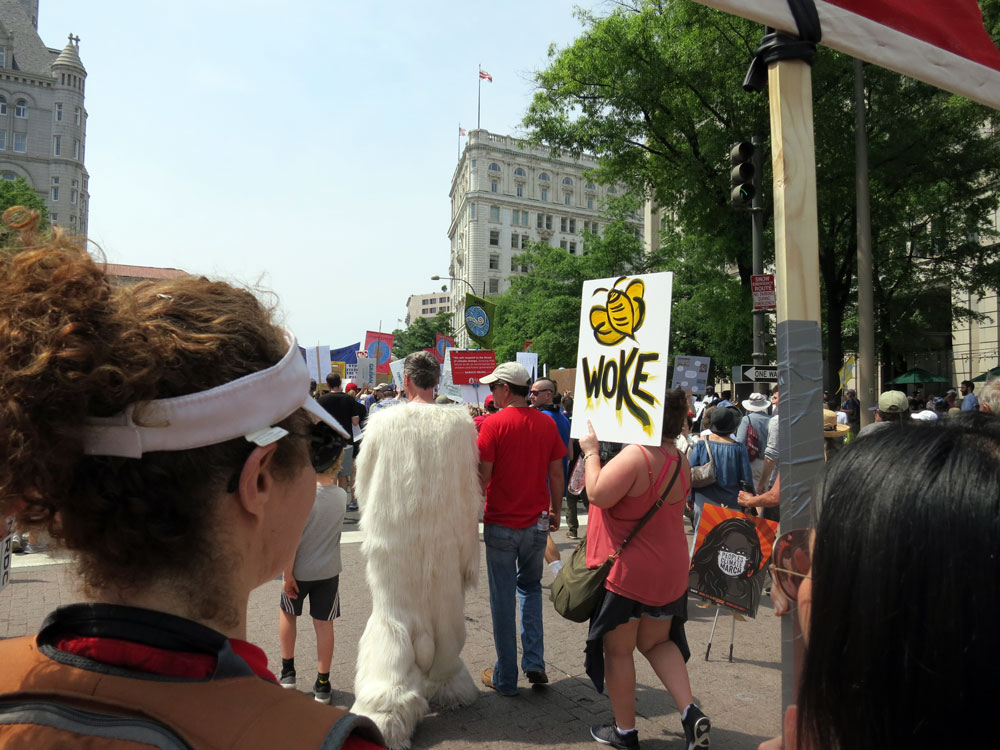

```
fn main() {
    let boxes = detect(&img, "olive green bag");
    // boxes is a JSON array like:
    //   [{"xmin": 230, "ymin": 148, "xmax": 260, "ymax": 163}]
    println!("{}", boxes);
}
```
[{"xmin": 550, "ymin": 459, "xmax": 682, "ymax": 623}]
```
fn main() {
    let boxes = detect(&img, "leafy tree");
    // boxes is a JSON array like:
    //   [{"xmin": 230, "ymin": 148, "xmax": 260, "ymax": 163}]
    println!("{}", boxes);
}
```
[
  {"xmin": 0, "ymin": 177, "xmax": 49, "ymax": 249},
  {"xmin": 390, "ymin": 310, "xmax": 454, "ymax": 359},
  {"xmin": 524, "ymin": 0, "xmax": 1000, "ymax": 387},
  {"xmin": 493, "ymin": 195, "xmax": 666, "ymax": 366}
]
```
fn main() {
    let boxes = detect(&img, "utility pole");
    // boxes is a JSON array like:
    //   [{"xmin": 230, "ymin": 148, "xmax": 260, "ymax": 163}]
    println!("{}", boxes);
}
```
[
  {"xmin": 855, "ymin": 59, "xmax": 875, "ymax": 426},
  {"xmin": 751, "ymin": 135, "xmax": 766, "ymax": 367}
]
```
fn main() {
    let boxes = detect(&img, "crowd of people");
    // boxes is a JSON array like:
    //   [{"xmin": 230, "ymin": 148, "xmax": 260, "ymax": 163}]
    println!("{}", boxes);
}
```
[{"xmin": 1, "ymin": 209, "xmax": 998, "ymax": 750}]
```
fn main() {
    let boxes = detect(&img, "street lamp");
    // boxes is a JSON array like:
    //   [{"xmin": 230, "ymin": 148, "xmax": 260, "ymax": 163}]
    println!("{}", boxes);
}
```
[{"xmin": 430, "ymin": 275, "xmax": 476, "ymax": 296}]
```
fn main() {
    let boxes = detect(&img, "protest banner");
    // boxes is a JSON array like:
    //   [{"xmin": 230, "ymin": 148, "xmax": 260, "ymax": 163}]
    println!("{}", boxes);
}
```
[
  {"xmin": 688, "ymin": 503, "xmax": 778, "ymax": 618},
  {"xmin": 434, "ymin": 334, "xmax": 454, "ymax": 364},
  {"xmin": 1, "ymin": 515, "xmax": 14, "ymax": 595},
  {"xmin": 364, "ymin": 331, "xmax": 394, "ymax": 374},
  {"xmin": 330, "ymin": 361, "xmax": 346, "ymax": 379},
  {"xmin": 570, "ymin": 272, "xmax": 673, "ymax": 446},
  {"xmin": 464, "ymin": 293, "xmax": 495, "ymax": 349},
  {"xmin": 330, "ymin": 342, "xmax": 360, "ymax": 366},
  {"xmin": 304, "ymin": 345, "xmax": 331, "ymax": 384},
  {"xmin": 388, "ymin": 358, "xmax": 406, "ymax": 389},
  {"xmin": 516, "ymin": 351, "xmax": 539, "ymax": 381},
  {"xmin": 450, "ymin": 350, "xmax": 496, "ymax": 385},
  {"xmin": 671, "ymin": 355, "xmax": 712, "ymax": 395},
  {"xmin": 355, "ymin": 356, "xmax": 376, "ymax": 388}
]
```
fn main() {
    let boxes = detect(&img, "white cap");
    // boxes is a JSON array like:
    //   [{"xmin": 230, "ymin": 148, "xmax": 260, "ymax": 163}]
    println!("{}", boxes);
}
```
[
  {"xmin": 81, "ymin": 331, "xmax": 348, "ymax": 458},
  {"xmin": 479, "ymin": 362, "xmax": 532, "ymax": 387}
]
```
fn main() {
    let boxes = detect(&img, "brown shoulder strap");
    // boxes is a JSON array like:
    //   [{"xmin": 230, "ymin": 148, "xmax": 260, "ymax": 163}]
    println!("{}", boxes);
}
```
[{"xmin": 0, "ymin": 636, "xmax": 381, "ymax": 750}]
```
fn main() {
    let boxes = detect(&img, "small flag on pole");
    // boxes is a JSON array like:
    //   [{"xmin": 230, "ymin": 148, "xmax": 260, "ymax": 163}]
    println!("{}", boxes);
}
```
[
  {"xmin": 479, "ymin": 69, "xmax": 493, "ymax": 82},
  {"xmin": 459, "ymin": 127, "xmax": 467, "ymax": 136}
]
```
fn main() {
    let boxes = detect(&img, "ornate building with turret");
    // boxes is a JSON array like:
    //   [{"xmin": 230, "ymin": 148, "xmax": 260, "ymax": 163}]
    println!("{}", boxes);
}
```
[{"xmin": 0, "ymin": 0, "xmax": 88, "ymax": 235}]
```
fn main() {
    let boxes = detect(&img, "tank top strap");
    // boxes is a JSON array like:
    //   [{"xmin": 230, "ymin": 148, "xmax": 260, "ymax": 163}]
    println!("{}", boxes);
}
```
[
  {"xmin": 638, "ymin": 445, "xmax": 655, "ymax": 485},
  {"xmin": 651, "ymin": 446, "xmax": 679, "ymax": 497}
]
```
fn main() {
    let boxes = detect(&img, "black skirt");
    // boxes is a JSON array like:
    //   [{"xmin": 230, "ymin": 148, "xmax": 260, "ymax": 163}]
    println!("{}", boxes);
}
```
[{"xmin": 584, "ymin": 588, "xmax": 691, "ymax": 693}]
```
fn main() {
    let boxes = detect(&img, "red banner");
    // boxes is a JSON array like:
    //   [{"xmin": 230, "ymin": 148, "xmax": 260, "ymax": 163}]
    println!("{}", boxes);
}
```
[
  {"xmin": 434, "ymin": 333, "xmax": 455, "ymax": 364},
  {"xmin": 364, "ymin": 331, "xmax": 394, "ymax": 373},
  {"xmin": 450, "ymin": 350, "xmax": 497, "ymax": 385}
]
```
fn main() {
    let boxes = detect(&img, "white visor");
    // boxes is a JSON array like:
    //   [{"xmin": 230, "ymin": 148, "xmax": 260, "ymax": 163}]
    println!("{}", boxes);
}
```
[{"xmin": 81, "ymin": 331, "xmax": 348, "ymax": 458}]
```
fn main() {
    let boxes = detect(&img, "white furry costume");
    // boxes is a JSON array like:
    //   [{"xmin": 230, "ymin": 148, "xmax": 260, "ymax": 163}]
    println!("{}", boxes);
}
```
[{"xmin": 350, "ymin": 402, "xmax": 482, "ymax": 750}]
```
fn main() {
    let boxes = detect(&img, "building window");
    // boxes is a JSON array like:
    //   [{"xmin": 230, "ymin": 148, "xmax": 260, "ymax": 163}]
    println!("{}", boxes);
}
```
[
  {"xmin": 489, "ymin": 254, "xmax": 500, "ymax": 269},
  {"xmin": 0, "ymin": 96, "xmax": 5, "ymax": 116},
  {"xmin": 564, "ymin": 193, "xmax": 571, "ymax": 206},
  {"xmin": 53, "ymin": 135, "xmax": 61, "ymax": 156},
  {"xmin": 489, "ymin": 278, "xmax": 499, "ymax": 294},
  {"xmin": 560, "ymin": 240, "xmax": 568, "ymax": 250},
  {"xmin": 540, "ymin": 188, "xmax": 548, "ymax": 202},
  {"xmin": 608, "ymin": 186, "xmax": 617, "ymax": 194},
  {"xmin": 511, "ymin": 258, "xmax": 518, "ymax": 272},
  {"xmin": 521, "ymin": 235, "xmax": 529, "ymax": 249},
  {"xmin": 583, "ymin": 221, "xmax": 591, "ymax": 233},
  {"xmin": 538, "ymin": 172, "xmax": 550, "ymax": 182},
  {"xmin": 55, "ymin": 103, "xmax": 63, "ymax": 121},
  {"xmin": 0, "ymin": 131, "xmax": 5, "ymax": 150},
  {"xmin": 569, "ymin": 241, "xmax": 577, "ymax": 254},
  {"xmin": 70, "ymin": 215, "xmax": 76, "ymax": 225},
  {"xmin": 50, "ymin": 212, "xmax": 57, "ymax": 222},
  {"xmin": 516, "ymin": 184, "xmax": 523, "ymax": 197},
  {"xmin": 51, "ymin": 186, "xmax": 59, "ymax": 201},
  {"xmin": 545, "ymin": 214, "xmax": 553, "ymax": 230},
  {"xmin": 0, "ymin": 46, "xmax": 5, "ymax": 69},
  {"xmin": 14, "ymin": 99, "xmax": 26, "ymax": 118},
  {"xmin": 514, "ymin": 167, "xmax": 526, "ymax": 177},
  {"xmin": 511, "ymin": 233, "xmax": 519, "ymax": 249},
  {"xmin": 536, "ymin": 213, "xmax": 543, "ymax": 229},
  {"xmin": 471, "ymin": 159, "xmax": 476, "ymax": 167},
  {"xmin": 587, "ymin": 197, "xmax": 594, "ymax": 210},
  {"xmin": 73, "ymin": 139, "xmax": 80, "ymax": 160},
  {"xmin": 491, "ymin": 179, "xmax": 498, "ymax": 193},
  {"xmin": 489, "ymin": 205, "xmax": 500, "ymax": 222},
  {"xmin": 586, "ymin": 182, "xmax": 595, "ymax": 190},
  {"xmin": 560, "ymin": 217, "xmax": 568, "ymax": 232},
  {"xmin": 488, "ymin": 162, "xmax": 501, "ymax": 172},
  {"xmin": 439, "ymin": 297, "xmax": 448, "ymax": 303},
  {"xmin": 70, "ymin": 189, "xmax": 77, "ymax": 204},
  {"xmin": 74, "ymin": 107, "xmax": 81, "ymax": 125},
  {"xmin": 562, "ymin": 177, "xmax": 573, "ymax": 186},
  {"xmin": 569, "ymin": 218, "xmax": 576, "ymax": 233},
  {"xmin": 13, "ymin": 133, "xmax": 25, "ymax": 153},
  {"xmin": 470, "ymin": 203, "xmax": 476, "ymax": 220},
  {"xmin": 489, "ymin": 230, "xmax": 500, "ymax": 246}
]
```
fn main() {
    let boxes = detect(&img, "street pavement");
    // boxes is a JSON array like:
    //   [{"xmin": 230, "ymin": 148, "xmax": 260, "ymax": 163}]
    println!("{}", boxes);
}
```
[{"xmin": 2, "ymin": 512, "xmax": 781, "ymax": 749}]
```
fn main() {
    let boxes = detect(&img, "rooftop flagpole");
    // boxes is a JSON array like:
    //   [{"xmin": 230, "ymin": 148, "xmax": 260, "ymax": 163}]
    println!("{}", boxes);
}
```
[{"xmin": 477, "ymin": 64, "xmax": 481, "ymax": 129}]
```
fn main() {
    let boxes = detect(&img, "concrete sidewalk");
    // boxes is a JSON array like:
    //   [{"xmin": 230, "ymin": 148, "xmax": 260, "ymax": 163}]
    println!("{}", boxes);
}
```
[{"xmin": 2, "ymin": 525, "xmax": 781, "ymax": 749}]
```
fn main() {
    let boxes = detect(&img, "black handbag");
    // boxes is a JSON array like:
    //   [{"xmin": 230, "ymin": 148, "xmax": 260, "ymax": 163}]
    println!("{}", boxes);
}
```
[{"xmin": 550, "ymin": 457, "xmax": 683, "ymax": 622}]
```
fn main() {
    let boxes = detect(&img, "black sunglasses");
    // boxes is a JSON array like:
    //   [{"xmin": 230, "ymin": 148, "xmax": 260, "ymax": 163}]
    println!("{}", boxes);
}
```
[{"xmin": 226, "ymin": 422, "xmax": 346, "ymax": 493}]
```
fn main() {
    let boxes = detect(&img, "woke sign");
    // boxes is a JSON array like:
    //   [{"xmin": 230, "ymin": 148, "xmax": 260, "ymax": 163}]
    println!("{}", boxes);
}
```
[{"xmin": 571, "ymin": 273, "xmax": 673, "ymax": 446}]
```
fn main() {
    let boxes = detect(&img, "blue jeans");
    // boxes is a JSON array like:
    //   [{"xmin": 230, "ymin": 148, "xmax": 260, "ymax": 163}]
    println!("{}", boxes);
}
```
[{"xmin": 483, "ymin": 523, "xmax": 547, "ymax": 695}]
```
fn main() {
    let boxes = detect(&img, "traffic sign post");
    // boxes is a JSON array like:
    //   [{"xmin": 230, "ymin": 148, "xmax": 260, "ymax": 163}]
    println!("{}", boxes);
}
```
[{"xmin": 738, "ymin": 364, "xmax": 777, "ymax": 382}]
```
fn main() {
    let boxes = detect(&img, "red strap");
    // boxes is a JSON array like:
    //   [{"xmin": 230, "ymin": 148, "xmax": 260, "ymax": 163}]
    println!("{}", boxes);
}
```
[{"xmin": 638, "ymin": 445, "xmax": 654, "ymax": 485}]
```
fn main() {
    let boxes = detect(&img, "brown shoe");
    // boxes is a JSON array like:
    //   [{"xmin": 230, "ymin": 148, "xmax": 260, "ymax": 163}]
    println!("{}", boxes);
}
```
[
  {"xmin": 525, "ymin": 670, "xmax": 548, "ymax": 685},
  {"xmin": 481, "ymin": 668, "xmax": 518, "ymax": 696}
]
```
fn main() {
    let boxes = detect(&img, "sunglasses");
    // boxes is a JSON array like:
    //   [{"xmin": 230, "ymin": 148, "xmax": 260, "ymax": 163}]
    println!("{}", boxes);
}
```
[
  {"xmin": 528, "ymin": 388, "xmax": 552, "ymax": 396},
  {"xmin": 226, "ymin": 422, "xmax": 346, "ymax": 493},
  {"xmin": 771, "ymin": 527, "xmax": 812, "ymax": 601}
]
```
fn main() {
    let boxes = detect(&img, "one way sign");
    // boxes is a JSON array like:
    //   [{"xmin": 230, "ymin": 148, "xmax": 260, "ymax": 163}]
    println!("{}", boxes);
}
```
[{"xmin": 739, "ymin": 365, "xmax": 777, "ymax": 382}]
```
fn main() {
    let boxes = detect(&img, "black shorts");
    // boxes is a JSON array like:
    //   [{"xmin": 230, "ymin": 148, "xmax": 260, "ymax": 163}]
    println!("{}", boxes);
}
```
[{"xmin": 279, "ymin": 576, "xmax": 341, "ymax": 620}]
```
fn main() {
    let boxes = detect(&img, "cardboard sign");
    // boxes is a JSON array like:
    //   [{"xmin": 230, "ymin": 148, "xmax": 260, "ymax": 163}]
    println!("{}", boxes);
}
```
[
  {"xmin": 671, "ymin": 355, "xmax": 711, "ymax": 395},
  {"xmin": 305, "ymin": 345, "xmax": 331, "ymax": 383},
  {"xmin": 571, "ymin": 273, "xmax": 673, "ymax": 445},
  {"xmin": 388, "ymin": 358, "xmax": 406, "ymax": 389},
  {"xmin": 1, "ymin": 515, "xmax": 14, "ymax": 595},
  {"xmin": 688, "ymin": 503, "xmax": 778, "ymax": 618},
  {"xmin": 355, "ymin": 356, "xmax": 376, "ymax": 388},
  {"xmin": 439, "ymin": 384, "xmax": 464, "ymax": 402},
  {"xmin": 330, "ymin": 361, "xmax": 346, "ymax": 379},
  {"xmin": 516, "ymin": 351, "xmax": 539, "ymax": 381},
  {"xmin": 751, "ymin": 274, "xmax": 776, "ymax": 310},
  {"xmin": 450, "ymin": 350, "xmax": 497, "ymax": 385}
]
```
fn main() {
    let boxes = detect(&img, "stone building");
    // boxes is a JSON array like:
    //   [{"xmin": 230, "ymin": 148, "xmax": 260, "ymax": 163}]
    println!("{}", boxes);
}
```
[
  {"xmin": 0, "ymin": 0, "xmax": 88, "ymax": 235},
  {"xmin": 405, "ymin": 290, "xmax": 451, "ymax": 326}
]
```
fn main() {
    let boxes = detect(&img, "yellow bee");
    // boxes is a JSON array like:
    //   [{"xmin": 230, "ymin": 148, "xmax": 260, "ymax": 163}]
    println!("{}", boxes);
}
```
[{"xmin": 589, "ymin": 276, "xmax": 646, "ymax": 345}]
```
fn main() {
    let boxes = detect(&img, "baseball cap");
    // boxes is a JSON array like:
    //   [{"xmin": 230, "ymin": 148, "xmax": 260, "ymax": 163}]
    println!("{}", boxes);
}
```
[
  {"xmin": 877, "ymin": 390, "xmax": 909, "ymax": 414},
  {"xmin": 933, "ymin": 397, "xmax": 948, "ymax": 411},
  {"xmin": 345, "ymin": 382, "xmax": 359, "ymax": 393},
  {"xmin": 484, "ymin": 394, "xmax": 495, "ymax": 407},
  {"xmin": 480, "ymin": 362, "xmax": 532, "ymax": 387},
  {"xmin": 375, "ymin": 383, "xmax": 393, "ymax": 393}
]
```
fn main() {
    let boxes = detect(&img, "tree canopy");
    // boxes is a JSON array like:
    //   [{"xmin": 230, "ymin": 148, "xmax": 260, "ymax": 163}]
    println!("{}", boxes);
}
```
[
  {"xmin": 0, "ymin": 177, "xmax": 48, "ymax": 250},
  {"xmin": 390, "ymin": 310, "xmax": 453, "ymax": 359},
  {"xmin": 523, "ymin": 0, "xmax": 1000, "ymax": 386}
]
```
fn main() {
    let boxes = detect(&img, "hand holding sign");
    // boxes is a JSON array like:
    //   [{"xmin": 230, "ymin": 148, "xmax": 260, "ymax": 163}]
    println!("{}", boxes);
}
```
[{"xmin": 579, "ymin": 419, "xmax": 599, "ymax": 457}]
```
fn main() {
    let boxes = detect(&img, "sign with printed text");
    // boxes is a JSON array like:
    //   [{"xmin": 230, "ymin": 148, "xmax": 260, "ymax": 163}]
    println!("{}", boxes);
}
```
[
  {"xmin": 689, "ymin": 503, "xmax": 778, "ymax": 618},
  {"xmin": 571, "ymin": 272, "xmax": 672, "ymax": 446},
  {"xmin": 751, "ymin": 274, "xmax": 776, "ymax": 310},
  {"xmin": 388, "ymin": 358, "xmax": 406, "ymax": 389},
  {"xmin": 355, "ymin": 356, "xmax": 376, "ymax": 387},
  {"xmin": 671, "ymin": 355, "xmax": 712, "ymax": 395},
  {"xmin": 739, "ymin": 365, "xmax": 778, "ymax": 383},
  {"xmin": 305, "ymin": 345, "xmax": 332, "ymax": 383},
  {"xmin": 450, "ymin": 349, "xmax": 497, "ymax": 385},
  {"xmin": 1, "ymin": 515, "xmax": 14, "ymax": 595}
]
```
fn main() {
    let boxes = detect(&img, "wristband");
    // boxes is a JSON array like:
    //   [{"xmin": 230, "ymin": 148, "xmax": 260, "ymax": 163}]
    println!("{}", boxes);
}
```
[{"xmin": 584, "ymin": 453, "xmax": 597, "ymax": 460}]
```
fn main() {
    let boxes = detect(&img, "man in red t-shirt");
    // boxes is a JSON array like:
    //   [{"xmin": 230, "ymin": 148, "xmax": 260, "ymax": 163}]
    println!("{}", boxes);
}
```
[{"xmin": 477, "ymin": 362, "xmax": 566, "ymax": 696}]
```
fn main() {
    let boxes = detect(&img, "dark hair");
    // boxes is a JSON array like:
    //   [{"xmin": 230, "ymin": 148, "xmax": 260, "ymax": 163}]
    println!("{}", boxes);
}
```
[
  {"xmin": 876, "ymin": 409, "xmax": 906, "ymax": 423},
  {"xmin": 661, "ymin": 388, "xmax": 688, "ymax": 439},
  {"xmin": 403, "ymin": 350, "xmax": 439, "ymax": 390},
  {"xmin": 326, "ymin": 372, "xmax": 341, "ymax": 389},
  {"xmin": 507, "ymin": 382, "xmax": 530, "ymax": 398},
  {"xmin": 799, "ymin": 412, "xmax": 1000, "ymax": 749},
  {"xmin": 689, "ymin": 517, "xmax": 764, "ymax": 607},
  {"xmin": 0, "ymin": 209, "xmax": 308, "ymax": 624},
  {"xmin": 961, "ymin": 379, "xmax": 974, "ymax": 391}
]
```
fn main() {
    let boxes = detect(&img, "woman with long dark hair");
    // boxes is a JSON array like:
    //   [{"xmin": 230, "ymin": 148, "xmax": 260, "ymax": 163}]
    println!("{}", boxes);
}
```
[{"xmin": 763, "ymin": 412, "xmax": 1000, "ymax": 749}]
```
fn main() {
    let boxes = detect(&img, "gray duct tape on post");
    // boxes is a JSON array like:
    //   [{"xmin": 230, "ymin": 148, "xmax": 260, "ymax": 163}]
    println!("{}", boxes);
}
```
[{"xmin": 776, "ymin": 319, "xmax": 825, "ymax": 528}]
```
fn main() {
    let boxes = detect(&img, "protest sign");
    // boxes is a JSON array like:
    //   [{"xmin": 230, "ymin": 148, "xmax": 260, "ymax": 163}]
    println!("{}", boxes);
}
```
[
  {"xmin": 434, "ymin": 334, "xmax": 454, "ymax": 364},
  {"xmin": 388, "ymin": 358, "xmax": 406, "ymax": 389},
  {"xmin": 364, "ymin": 331, "xmax": 394, "ymax": 374},
  {"xmin": 439, "ymin": 384, "xmax": 464, "ymax": 402},
  {"xmin": 464, "ymin": 293, "xmax": 496, "ymax": 349},
  {"xmin": 1, "ymin": 515, "xmax": 14, "ymax": 595},
  {"xmin": 571, "ymin": 272, "xmax": 672, "ymax": 446},
  {"xmin": 330, "ymin": 361, "xmax": 346, "ymax": 379},
  {"xmin": 355, "ymin": 356, "xmax": 376, "ymax": 388},
  {"xmin": 450, "ymin": 350, "xmax": 497, "ymax": 385},
  {"xmin": 304, "ymin": 345, "xmax": 331, "ymax": 384},
  {"xmin": 671, "ymin": 355, "xmax": 712, "ymax": 395},
  {"xmin": 516, "ymin": 351, "xmax": 539, "ymax": 381},
  {"xmin": 688, "ymin": 503, "xmax": 778, "ymax": 618}
]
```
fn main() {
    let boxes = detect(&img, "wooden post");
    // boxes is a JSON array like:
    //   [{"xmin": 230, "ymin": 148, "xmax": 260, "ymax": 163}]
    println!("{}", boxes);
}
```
[{"xmin": 767, "ymin": 58, "xmax": 825, "ymax": 715}]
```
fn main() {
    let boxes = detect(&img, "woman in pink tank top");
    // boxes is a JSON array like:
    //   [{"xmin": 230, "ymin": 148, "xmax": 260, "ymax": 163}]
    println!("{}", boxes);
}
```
[{"xmin": 577, "ymin": 389, "xmax": 710, "ymax": 750}]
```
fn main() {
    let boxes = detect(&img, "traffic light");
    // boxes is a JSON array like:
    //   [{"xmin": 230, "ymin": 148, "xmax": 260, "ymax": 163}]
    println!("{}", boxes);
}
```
[{"xmin": 730, "ymin": 141, "xmax": 755, "ymax": 208}]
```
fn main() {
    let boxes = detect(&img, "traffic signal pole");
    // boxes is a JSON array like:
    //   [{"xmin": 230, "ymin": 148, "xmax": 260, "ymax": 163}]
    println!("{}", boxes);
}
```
[{"xmin": 751, "ymin": 136, "xmax": 766, "ymax": 368}]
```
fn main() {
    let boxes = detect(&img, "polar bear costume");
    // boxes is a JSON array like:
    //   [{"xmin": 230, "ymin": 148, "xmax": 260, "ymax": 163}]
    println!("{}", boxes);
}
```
[{"xmin": 350, "ymin": 401, "xmax": 482, "ymax": 750}]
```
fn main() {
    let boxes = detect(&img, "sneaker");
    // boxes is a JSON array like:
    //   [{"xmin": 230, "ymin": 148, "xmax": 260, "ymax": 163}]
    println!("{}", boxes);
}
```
[
  {"xmin": 346, "ymin": 500, "xmax": 359, "ymax": 512},
  {"xmin": 313, "ymin": 676, "xmax": 332, "ymax": 704},
  {"xmin": 682, "ymin": 705, "xmax": 710, "ymax": 750},
  {"xmin": 525, "ymin": 670, "xmax": 548, "ymax": 685},
  {"xmin": 590, "ymin": 722, "xmax": 639, "ymax": 749},
  {"xmin": 279, "ymin": 669, "xmax": 296, "ymax": 689},
  {"xmin": 22, "ymin": 542, "xmax": 44, "ymax": 554},
  {"xmin": 11, "ymin": 534, "xmax": 23, "ymax": 554},
  {"xmin": 567, "ymin": 530, "xmax": 579, "ymax": 540}
]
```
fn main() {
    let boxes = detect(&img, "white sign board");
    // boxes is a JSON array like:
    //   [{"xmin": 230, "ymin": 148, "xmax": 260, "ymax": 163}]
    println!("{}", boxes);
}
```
[
  {"xmin": 305, "ymin": 346, "xmax": 331, "ymax": 384},
  {"xmin": 355, "ymin": 356, "xmax": 376, "ymax": 388},
  {"xmin": 516, "ymin": 352, "xmax": 539, "ymax": 381},
  {"xmin": 346, "ymin": 364, "xmax": 358, "ymax": 382},
  {"xmin": 571, "ymin": 272, "xmax": 673, "ymax": 446},
  {"xmin": 1, "ymin": 515, "xmax": 14, "ymax": 595},
  {"xmin": 388, "ymin": 358, "xmax": 406, "ymax": 389}
]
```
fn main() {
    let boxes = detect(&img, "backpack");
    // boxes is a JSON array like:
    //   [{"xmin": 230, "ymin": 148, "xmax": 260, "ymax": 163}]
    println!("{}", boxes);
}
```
[{"xmin": 745, "ymin": 417, "xmax": 761, "ymax": 461}]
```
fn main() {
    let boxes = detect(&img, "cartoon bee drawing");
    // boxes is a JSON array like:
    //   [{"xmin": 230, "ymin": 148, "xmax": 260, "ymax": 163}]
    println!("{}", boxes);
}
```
[{"xmin": 589, "ymin": 276, "xmax": 646, "ymax": 345}]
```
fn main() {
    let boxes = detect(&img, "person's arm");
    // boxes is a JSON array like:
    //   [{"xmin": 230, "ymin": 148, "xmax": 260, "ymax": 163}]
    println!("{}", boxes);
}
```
[
  {"xmin": 547, "ymin": 459, "xmax": 563, "ymax": 530},
  {"xmin": 281, "ymin": 561, "xmax": 298, "ymax": 599},
  {"xmin": 578, "ymin": 421, "xmax": 641, "ymax": 509},
  {"xmin": 740, "ymin": 474, "xmax": 780, "ymax": 509},
  {"xmin": 478, "ymin": 460, "xmax": 493, "ymax": 492},
  {"xmin": 735, "ymin": 415, "xmax": 749, "ymax": 446},
  {"xmin": 757, "ymin": 460, "xmax": 775, "ymax": 495}
]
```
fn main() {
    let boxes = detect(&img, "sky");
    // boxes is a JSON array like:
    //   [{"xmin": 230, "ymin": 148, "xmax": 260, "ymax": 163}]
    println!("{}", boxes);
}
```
[{"xmin": 36, "ymin": 0, "xmax": 602, "ymax": 348}]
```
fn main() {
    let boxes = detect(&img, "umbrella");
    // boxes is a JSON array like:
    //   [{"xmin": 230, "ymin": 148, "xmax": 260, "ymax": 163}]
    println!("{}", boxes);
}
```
[
  {"xmin": 886, "ymin": 368, "xmax": 950, "ymax": 385},
  {"xmin": 971, "ymin": 366, "xmax": 1000, "ymax": 383}
]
